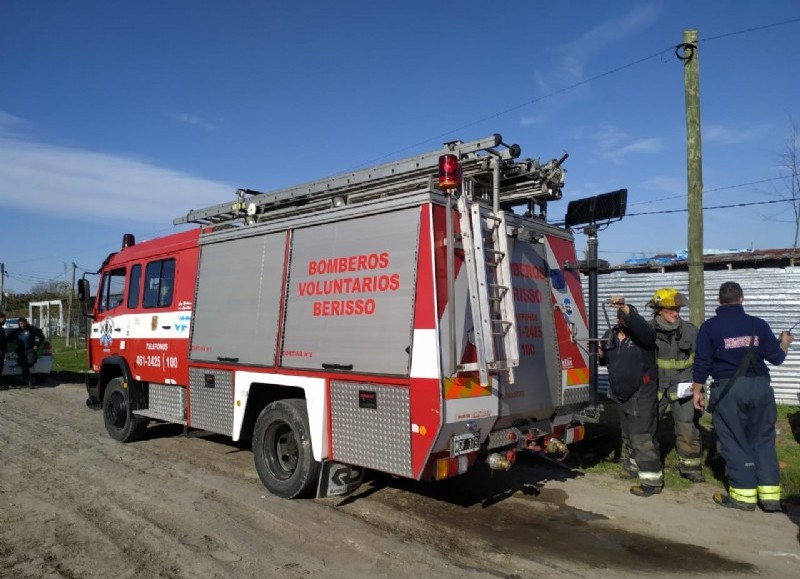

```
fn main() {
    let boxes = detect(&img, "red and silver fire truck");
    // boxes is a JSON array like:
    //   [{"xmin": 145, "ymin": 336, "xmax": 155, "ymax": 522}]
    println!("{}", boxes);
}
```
[{"xmin": 79, "ymin": 134, "xmax": 592, "ymax": 498}]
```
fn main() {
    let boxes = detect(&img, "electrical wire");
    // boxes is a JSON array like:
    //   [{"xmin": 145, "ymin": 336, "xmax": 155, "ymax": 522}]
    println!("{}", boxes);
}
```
[
  {"xmin": 353, "ymin": 17, "xmax": 800, "ymax": 169},
  {"xmin": 628, "ymin": 175, "xmax": 793, "ymax": 206},
  {"xmin": 627, "ymin": 197, "xmax": 790, "ymax": 217}
]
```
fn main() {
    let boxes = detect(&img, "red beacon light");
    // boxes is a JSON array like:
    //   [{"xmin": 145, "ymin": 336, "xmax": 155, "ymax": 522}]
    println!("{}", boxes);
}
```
[
  {"xmin": 122, "ymin": 233, "xmax": 136, "ymax": 249},
  {"xmin": 438, "ymin": 154, "xmax": 461, "ymax": 192}
]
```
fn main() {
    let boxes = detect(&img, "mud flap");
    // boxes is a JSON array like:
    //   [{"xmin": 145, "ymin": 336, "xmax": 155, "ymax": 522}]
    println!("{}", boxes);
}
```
[{"xmin": 316, "ymin": 461, "xmax": 365, "ymax": 498}]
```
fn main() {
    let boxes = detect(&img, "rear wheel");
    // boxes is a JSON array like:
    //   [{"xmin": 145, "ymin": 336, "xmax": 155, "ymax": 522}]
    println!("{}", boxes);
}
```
[
  {"xmin": 103, "ymin": 377, "xmax": 148, "ymax": 442},
  {"xmin": 253, "ymin": 399, "xmax": 320, "ymax": 498}
]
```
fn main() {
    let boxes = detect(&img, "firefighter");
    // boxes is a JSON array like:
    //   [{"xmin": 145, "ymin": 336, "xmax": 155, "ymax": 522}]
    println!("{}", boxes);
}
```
[
  {"xmin": 646, "ymin": 288, "xmax": 704, "ymax": 483},
  {"xmin": 692, "ymin": 281, "xmax": 793, "ymax": 512},
  {"xmin": 0, "ymin": 311, "xmax": 7, "ymax": 379},
  {"xmin": 600, "ymin": 296, "xmax": 663, "ymax": 497},
  {"xmin": 7, "ymin": 317, "xmax": 45, "ymax": 388}
]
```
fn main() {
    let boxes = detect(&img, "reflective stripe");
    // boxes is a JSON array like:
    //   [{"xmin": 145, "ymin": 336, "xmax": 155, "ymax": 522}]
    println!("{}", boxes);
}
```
[
  {"xmin": 757, "ymin": 485, "xmax": 781, "ymax": 501},
  {"xmin": 638, "ymin": 470, "xmax": 664, "ymax": 484},
  {"xmin": 678, "ymin": 457, "xmax": 703, "ymax": 467},
  {"xmin": 729, "ymin": 487, "xmax": 757, "ymax": 504},
  {"xmin": 656, "ymin": 353, "xmax": 695, "ymax": 370}
]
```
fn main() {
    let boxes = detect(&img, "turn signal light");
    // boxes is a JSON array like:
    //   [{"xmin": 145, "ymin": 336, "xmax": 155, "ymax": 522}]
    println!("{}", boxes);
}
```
[{"xmin": 438, "ymin": 154, "xmax": 461, "ymax": 191}]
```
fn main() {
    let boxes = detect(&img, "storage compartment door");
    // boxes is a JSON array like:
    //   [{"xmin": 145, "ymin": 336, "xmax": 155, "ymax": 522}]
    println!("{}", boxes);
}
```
[
  {"xmin": 282, "ymin": 208, "xmax": 419, "ymax": 376},
  {"xmin": 190, "ymin": 233, "xmax": 285, "ymax": 365}
]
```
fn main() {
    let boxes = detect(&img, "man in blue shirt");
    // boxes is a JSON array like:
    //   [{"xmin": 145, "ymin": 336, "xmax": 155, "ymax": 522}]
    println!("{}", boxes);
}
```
[{"xmin": 692, "ymin": 281, "xmax": 793, "ymax": 512}]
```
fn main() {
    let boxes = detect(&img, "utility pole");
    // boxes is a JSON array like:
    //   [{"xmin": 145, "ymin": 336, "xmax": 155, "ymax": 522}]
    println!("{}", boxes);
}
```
[
  {"xmin": 0, "ymin": 262, "xmax": 4, "ymax": 312},
  {"xmin": 683, "ymin": 29, "xmax": 705, "ymax": 326},
  {"xmin": 66, "ymin": 262, "xmax": 76, "ymax": 347}
]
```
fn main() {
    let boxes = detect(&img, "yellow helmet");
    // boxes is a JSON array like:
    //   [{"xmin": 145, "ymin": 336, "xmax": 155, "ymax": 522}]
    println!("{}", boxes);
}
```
[{"xmin": 646, "ymin": 287, "xmax": 688, "ymax": 310}]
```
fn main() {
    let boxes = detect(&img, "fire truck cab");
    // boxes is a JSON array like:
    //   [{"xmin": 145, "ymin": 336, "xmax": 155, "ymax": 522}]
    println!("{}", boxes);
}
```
[{"xmin": 79, "ymin": 134, "xmax": 593, "ymax": 498}]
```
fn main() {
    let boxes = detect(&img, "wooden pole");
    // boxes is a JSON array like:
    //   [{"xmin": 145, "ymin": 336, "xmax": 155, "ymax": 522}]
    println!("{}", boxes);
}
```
[
  {"xmin": 684, "ymin": 29, "xmax": 705, "ymax": 326},
  {"xmin": 66, "ymin": 263, "xmax": 76, "ymax": 347}
]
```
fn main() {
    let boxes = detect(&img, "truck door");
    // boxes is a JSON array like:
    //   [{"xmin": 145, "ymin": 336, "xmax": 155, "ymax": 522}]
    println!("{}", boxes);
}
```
[{"xmin": 92, "ymin": 266, "xmax": 130, "ymax": 365}]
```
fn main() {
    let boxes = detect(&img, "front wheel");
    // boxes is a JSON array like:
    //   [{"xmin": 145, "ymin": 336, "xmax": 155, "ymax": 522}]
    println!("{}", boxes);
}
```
[
  {"xmin": 103, "ymin": 377, "xmax": 148, "ymax": 442},
  {"xmin": 253, "ymin": 399, "xmax": 320, "ymax": 498}
]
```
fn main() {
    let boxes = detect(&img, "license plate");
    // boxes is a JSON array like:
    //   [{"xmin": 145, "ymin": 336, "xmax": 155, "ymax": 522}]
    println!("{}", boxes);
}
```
[{"xmin": 451, "ymin": 432, "xmax": 480, "ymax": 456}]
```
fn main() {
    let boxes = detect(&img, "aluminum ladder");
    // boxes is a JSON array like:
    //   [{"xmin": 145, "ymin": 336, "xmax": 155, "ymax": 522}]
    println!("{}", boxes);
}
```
[{"xmin": 456, "ymin": 195, "xmax": 519, "ymax": 386}]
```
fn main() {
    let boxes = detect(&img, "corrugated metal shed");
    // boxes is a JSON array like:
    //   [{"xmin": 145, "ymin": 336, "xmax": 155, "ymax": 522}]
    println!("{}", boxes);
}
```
[{"xmin": 583, "ymin": 268, "xmax": 800, "ymax": 406}]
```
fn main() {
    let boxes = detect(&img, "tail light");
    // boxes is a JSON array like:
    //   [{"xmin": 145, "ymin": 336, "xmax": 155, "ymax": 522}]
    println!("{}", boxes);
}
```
[
  {"xmin": 438, "ymin": 154, "xmax": 461, "ymax": 191},
  {"xmin": 43, "ymin": 341, "xmax": 52, "ymax": 356}
]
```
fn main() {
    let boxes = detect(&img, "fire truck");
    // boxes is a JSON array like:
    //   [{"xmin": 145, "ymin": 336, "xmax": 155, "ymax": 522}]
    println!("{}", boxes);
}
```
[{"xmin": 78, "ymin": 134, "xmax": 594, "ymax": 498}]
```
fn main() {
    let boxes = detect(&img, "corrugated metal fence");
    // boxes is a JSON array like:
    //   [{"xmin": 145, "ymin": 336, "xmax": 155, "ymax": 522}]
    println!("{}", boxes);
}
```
[{"xmin": 582, "ymin": 268, "xmax": 800, "ymax": 406}]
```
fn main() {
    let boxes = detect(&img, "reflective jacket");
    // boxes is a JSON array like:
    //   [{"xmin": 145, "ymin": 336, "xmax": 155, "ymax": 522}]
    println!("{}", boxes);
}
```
[{"xmin": 651, "ymin": 317, "xmax": 697, "ymax": 399}]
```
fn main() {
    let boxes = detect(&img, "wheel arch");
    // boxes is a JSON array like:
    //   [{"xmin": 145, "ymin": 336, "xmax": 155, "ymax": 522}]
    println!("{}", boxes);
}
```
[
  {"xmin": 233, "ymin": 371, "xmax": 327, "ymax": 461},
  {"xmin": 98, "ymin": 356, "xmax": 146, "ymax": 411}
]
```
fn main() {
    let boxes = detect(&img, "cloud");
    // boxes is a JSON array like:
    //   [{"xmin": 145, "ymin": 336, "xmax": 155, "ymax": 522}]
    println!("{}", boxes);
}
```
[
  {"xmin": 0, "ymin": 110, "xmax": 26, "ymax": 135},
  {"xmin": 536, "ymin": 3, "xmax": 662, "ymax": 92},
  {"xmin": 592, "ymin": 124, "xmax": 664, "ymax": 161},
  {"xmin": 520, "ymin": 114, "xmax": 544, "ymax": 127},
  {"xmin": 704, "ymin": 123, "xmax": 766, "ymax": 145},
  {"xmin": 175, "ymin": 112, "xmax": 219, "ymax": 131},
  {"xmin": 0, "ymin": 132, "xmax": 233, "ymax": 224}
]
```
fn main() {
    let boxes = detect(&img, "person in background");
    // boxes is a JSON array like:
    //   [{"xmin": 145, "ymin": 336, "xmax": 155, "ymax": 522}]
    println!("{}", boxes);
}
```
[
  {"xmin": 0, "ymin": 312, "xmax": 7, "ymax": 379},
  {"xmin": 647, "ymin": 288, "xmax": 704, "ymax": 483},
  {"xmin": 599, "ymin": 295, "xmax": 663, "ymax": 497},
  {"xmin": 693, "ymin": 281, "xmax": 793, "ymax": 512},
  {"xmin": 7, "ymin": 317, "xmax": 45, "ymax": 388}
]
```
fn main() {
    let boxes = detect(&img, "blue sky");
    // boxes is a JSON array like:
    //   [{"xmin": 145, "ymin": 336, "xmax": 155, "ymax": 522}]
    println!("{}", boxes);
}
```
[{"xmin": 1, "ymin": 1, "xmax": 799, "ymax": 293}]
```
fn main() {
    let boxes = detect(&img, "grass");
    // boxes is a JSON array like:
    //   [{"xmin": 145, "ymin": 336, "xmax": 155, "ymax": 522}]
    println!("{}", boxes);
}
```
[
  {"xmin": 569, "ymin": 396, "xmax": 800, "ymax": 504},
  {"xmin": 49, "ymin": 335, "xmax": 89, "ymax": 373}
]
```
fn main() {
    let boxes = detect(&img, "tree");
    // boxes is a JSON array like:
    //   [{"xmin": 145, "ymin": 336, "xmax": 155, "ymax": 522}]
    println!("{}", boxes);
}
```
[{"xmin": 778, "ymin": 116, "xmax": 800, "ymax": 266}]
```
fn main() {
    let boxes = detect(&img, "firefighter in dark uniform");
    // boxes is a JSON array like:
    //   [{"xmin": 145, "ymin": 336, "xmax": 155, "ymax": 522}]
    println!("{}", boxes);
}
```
[
  {"xmin": 0, "ymin": 312, "xmax": 7, "ymax": 379},
  {"xmin": 692, "ymin": 281, "xmax": 793, "ymax": 512},
  {"xmin": 647, "ymin": 288, "xmax": 704, "ymax": 483},
  {"xmin": 600, "ymin": 295, "xmax": 663, "ymax": 497},
  {"xmin": 7, "ymin": 317, "xmax": 45, "ymax": 388}
]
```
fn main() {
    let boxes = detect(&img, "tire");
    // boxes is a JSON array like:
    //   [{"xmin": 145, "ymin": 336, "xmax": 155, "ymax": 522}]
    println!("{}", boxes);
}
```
[
  {"xmin": 102, "ymin": 377, "xmax": 148, "ymax": 442},
  {"xmin": 253, "ymin": 399, "xmax": 320, "ymax": 498}
]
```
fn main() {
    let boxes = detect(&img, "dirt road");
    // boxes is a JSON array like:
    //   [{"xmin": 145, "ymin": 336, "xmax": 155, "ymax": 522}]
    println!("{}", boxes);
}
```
[{"xmin": 1, "ymin": 380, "xmax": 799, "ymax": 578}]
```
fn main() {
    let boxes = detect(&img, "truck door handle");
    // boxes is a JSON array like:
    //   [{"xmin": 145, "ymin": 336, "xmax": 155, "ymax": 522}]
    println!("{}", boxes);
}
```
[
  {"xmin": 321, "ymin": 363, "xmax": 354, "ymax": 371},
  {"xmin": 161, "ymin": 325, "xmax": 171, "ymax": 329},
  {"xmin": 114, "ymin": 328, "xmax": 122, "ymax": 332},
  {"xmin": 217, "ymin": 356, "xmax": 239, "ymax": 363}
]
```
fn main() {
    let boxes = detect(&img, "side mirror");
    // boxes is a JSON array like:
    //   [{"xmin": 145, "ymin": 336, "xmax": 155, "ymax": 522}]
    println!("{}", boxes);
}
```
[
  {"xmin": 77, "ymin": 279, "xmax": 95, "ymax": 320},
  {"xmin": 77, "ymin": 279, "xmax": 90, "ymax": 302}
]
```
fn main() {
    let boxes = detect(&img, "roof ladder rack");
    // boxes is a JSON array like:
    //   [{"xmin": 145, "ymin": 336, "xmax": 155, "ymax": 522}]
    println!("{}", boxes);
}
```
[{"xmin": 174, "ymin": 134, "xmax": 512, "ymax": 226}]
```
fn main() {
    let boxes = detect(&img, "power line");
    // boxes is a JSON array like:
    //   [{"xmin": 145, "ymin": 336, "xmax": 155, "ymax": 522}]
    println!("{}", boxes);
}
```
[
  {"xmin": 627, "ymin": 197, "xmax": 789, "ymax": 217},
  {"xmin": 697, "ymin": 16, "xmax": 800, "ymax": 44},
  {"xmin": 355, "ymin": 17, "xmax": 800, "ymax": 169},
  {"xmin": 628, "ymin": 175, "xmax": 793, "ymax": 206}
]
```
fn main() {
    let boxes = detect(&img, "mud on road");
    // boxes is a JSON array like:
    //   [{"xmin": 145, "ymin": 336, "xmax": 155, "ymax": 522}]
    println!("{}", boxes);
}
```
[{"xmin": 1, "ymin": 381, "xmax": 799, "ymax": 578}]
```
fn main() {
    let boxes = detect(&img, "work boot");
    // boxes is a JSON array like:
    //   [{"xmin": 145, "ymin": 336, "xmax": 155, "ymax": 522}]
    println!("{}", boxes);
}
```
[
  {"xmin": 630, "ymin": 484, "xmax": 662, "ymax": 497},
  {"xmin": 681, "ymin": 470, "xmax": 705, "ymax": 483},
  {"xmin": 712, "ymin": 492, "xmax": 755, "ymax": 511},
  {"xmin": 759, "ymin": 500, "xmax": 784, "ymax": 513},
  {"xmin": 618, "ymin": 467, "xmax": 639, "ymax": 480}
]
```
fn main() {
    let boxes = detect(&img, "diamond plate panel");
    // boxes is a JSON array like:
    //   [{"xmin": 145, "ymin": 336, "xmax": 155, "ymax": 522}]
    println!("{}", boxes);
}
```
[
  {"xmin": 330, "ymin": 381, "xmax": 412, "ymax": 477},
  {"xmin": 189, "ymin": 367, "xmax": 234, "ymax": 435},
  {"xmin": 563, "ymin": 385, "xmax": 590, "ymax": 406},
  {"xmin": 136, "ymin": 383, "xmax": 186, "ymax": 424}
]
